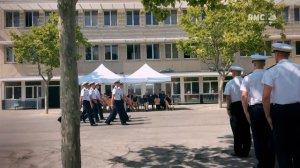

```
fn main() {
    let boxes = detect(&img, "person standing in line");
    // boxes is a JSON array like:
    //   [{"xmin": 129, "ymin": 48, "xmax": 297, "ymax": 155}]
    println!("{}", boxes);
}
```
[
  {"xmin": 80, "ymin": 81, "xmax": 97, "ymax": 126},
  {"xmin": 95, "ymin": 83, "xmax": 105, "ymax": 120},
  {"xmin": 262, "ymin": 43, "xmax": 300, "ymax": 168},
  {"xmin": 89, "ymin": 82, "xmax": 101, "ymax": 123},
  {"xmin": 241, "ymin": 54, "xmax": 275, "ymax": 168},
  {"xmin": 224, "ymin": 66, "xmax": 251, "ymax": 157},
  {"xmin": 105, "ymin": 80, "xmax": 128, "ymax": 125}
]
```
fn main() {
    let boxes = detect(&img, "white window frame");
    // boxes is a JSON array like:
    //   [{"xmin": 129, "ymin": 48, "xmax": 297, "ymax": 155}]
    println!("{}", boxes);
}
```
[
  {"xmin": 165, "ymin": 43, "xmax": 178, "ymax": 59},
  {"xmin": 146, "ymin": 44, "xmax": 160, "ymax": 60},
  {"xmin": 164, "ymin": 10, "xmax": 177, "ymax": 25},
  {"xmin": 105, "ymin": 45, "xmax": 119, "ymax": 61},
  {"xmin": 25, "ymin": 11, "xmax": 39, "ymax": 27},
  {"xmin": 84, "ymin": 10, "xmax": 98, "ymax": 27},
  {"xmin": 5, "ymin": 11, "xmax": 19, "ymax": 27},
  {"xmin": 203, "ymin": 77, "xmax": 218, "ymax": 94},
  {"xmin": 126, "ymin": 10, "xmax": 140, "ymax": 26},
  {"xmin": 145, "ymin": 12, "xmax": 158, "ymax": 25},
  {"xmin": 5, "ymin": 47, "xmax": 16, "ymax": 64},
  {"xmin": 104, "ymin": 11, "xmax": 117, "ymax": 26},
  {"xmin": 85, "ymin": 45, "xmax": 99, "ymax": 61},
  {"xmin": 5, "ymin": 86, "xmax": 21, "ymax": 100},
  {"xmin": 127, "ymin": 44, "xmax": 141, "ymax": 60}
]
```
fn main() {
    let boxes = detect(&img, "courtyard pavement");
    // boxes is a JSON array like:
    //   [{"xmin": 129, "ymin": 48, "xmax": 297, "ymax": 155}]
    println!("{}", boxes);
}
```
[{"xmin": 0, "ymin": 104, "xmax": 256, "ymax": 168}]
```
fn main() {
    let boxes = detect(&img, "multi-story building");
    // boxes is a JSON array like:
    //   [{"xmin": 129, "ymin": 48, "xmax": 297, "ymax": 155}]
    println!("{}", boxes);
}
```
[{"xmin": 0, "ymin": 0, "xmax": 299, "ymax": 109}]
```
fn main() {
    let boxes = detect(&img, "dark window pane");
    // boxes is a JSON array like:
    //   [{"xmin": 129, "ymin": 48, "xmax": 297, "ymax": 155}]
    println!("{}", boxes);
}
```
[
  {"xmin": 153, "ymin": 15, "xmax": 158, "ymax": 25},
  {"xmin": 184, "ymin": 52, "xmax": 191, "ymax": 58},
  {"xmin": 153, "ymin": 44, "xmax": 159, "ymax": 59},
  {"xmin": 111, "ymin": 11, "xmax": 117, "ymax": 26},
  {"xmin": 147, "ymin": 45, "xmax": 152, "ymax": 59},
  {"xmin": 127, "ymin": 44, "xmax": 133, "ymax": 59},
  {"xmin": 5, "ymin": 87, "xmax": 13, "ymax": 99},
  {"xmin": 165, "ymin": 44, "xmax": 171, "ymax": 58},
  {"xmin": 171, "ymin": 10, "xmax": 177, "ymax": 24},
  {"xmin": 85, "ymin": 47, "xmax": 91, "ymax": 60},
  {"xmin": 296, "ymin": 41, "xmax": 300, "ymax": 55},
  {"xmin": 192, "ymin": 82, "xmax": 199, "ymax": 94},
  {"xmin": 172, "ymin": 44, "xmax": 178, "ymax": 58},
  {"xmin": 26, "ymin": 87, "xmax": 33, "ymax": 98},
  {"xmin": 295, "ymin": 8, "xmax": 300, "ymax": 21},
  {"xmin": 26, "ymin": 12, "xmax": 32, "ymax": 27},
  {"xmin": 6, "ymin": 12, "xmax": 12, "ymax": 27},
  {"xmin": 165, "ymin": 15, "xmax": 171, "ymax": 24},
  {"xmin": 104, "ymin": 11, "xmax": 110, "ymax": 25},
  {"xmin": 135, "ymin": 45, "xmax": 141, "ymax": 59},
  {"xmin": 85, "ymin": 11, "xmax": 91, "ymax": 26},
  {"xmin": 14, "ymin": 87, "xmax": 21, "ymax": 99},
  {"xmin": 92, "ymin": 11, "xmax": 98, "ymax": 26},
  {"xmin": 134, "ymin": 11, "xmax": 140, "ymax": 25},
  {"xmin": 112, "ymin": 45, "xmax": 118, "ymax": 60},
  {"xmin": 14, "ymin": 12, "xmax": 20, "ymax": 26},
  {"xmin": 33, "ymin": 12, "xmax": 39, "ymax": 26},
  {"xmin": 93, "ymin": 46, "xmax": 99, "ymax": 60},
  {"xmin": 127, "ymin": 11, "xmax": 133, "ymax": 25},
  {"xmin": 203, "ymin": 83, "xmax": 210, "ymax": 93},
  {"xmin": 146, "ymin": 12, "xmax": 152, "ymax": 25},
  {"xmin": 105, "ymin": 46, "xmax": 111, "ymax": 60},
  {"xmin": 284, "ymin": 7, "xmax": 289, "ymax": 22}
]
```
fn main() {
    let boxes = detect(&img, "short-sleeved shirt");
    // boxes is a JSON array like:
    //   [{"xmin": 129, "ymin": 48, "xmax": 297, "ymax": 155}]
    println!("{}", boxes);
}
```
[
  {"xmin": 89, "ymin": 88, "xmax": 97, "ymax": 100},
  {"xmin": 224, "ymin": 76, "xmax": 243, "ymax": 103},
  {"xmin": 240, "ymin": 69, "xmax": 265, "ymax": 105},
  {"xmin": 112, "ymin": 86, "xmax": 122, "ymax": 100},
  {"xmin": 262, "ymin": 59, "xmax": 300, "ymax": 104},
  {"xmin": 80, "ymin": 87, "xmax": 90, "ymax": 101},
  {"xmin": 94, "ymin": 89, "xmax": 101, "ymax": 99}
]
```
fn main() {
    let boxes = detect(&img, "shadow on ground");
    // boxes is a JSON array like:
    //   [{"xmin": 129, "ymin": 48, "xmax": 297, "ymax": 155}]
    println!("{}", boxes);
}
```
[{"xmin": 109, "ymin": 144, "xmax": 256, "ymax": 168}]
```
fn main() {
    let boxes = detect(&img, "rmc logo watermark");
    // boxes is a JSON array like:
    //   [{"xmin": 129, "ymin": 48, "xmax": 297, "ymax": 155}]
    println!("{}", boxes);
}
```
[{"xmin": 248, "ymin": 14, "xmax": 277, "ymax": 23}]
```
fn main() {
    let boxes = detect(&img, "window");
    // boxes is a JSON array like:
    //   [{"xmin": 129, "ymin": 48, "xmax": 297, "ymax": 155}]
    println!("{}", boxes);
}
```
[
  {"xmin": 26, "ymin": 81, "xmax": 41, "ymax": 98},
  {"xmin": 146, "ymin": 44, "xmax": 160, "ymax": 59},
  {"xmin": 184, "ymin": 77, "xmax": 199, "ymax": 102},
  {"xmin": 104, "ymin": 11, "xmax": 117, "ymax": 26},
  {"xmin": 5, "ymin": 82, "xmax": 21, "ymax": 99},
  {"xmin": 25, "ymin": 11, "xmax": 39, "ymax": 27},
  {"xmin": 5, "ymin": 47, "xmax": 16, "ymax": 63},
  {"xmin": 127, "ymin": 10, "xmax": 140, "ymax": 25},
  {"xmin": 5, "ymin": 11, "xmax": 19, "ymax": 27},
  {"xmin": 84, "ymin": 11, "xmax": 98, "ymax": 27},
  {"xmin": 105, "ymin": 45, "xmax": 118, "ymax": 60},
  {"xmin": 203, "ymin": 77, "xmax": 218, "ymax": 94},
  {"xmin": 127, "ymin": 84, "xmax": 142, "ymax": 97},
  {"xmin": 85, "ymin": 45, "xmax": 99, "ymax": 61},
  {"xmin": 295, "ymin": 7, "xmax": 300, "ymax": 21},
  {"xmin": 164, "ymin": 10, "xmax": 177, "ymax": 25},
  {"xmin": 145, "ymin": 12, "xmax": 158, "ymax": 25},
  {"xmin": 283, "ymin": 7, "xmax": 289, "ymax": 22},
  {"xmin": 184, "ymin": 52, "xmax": 192, "ymax": 59},
  {"xmin": 296, "ymin": 41, "xmax": 300, "ymax": 56},
  {"xmin": 127, "ymin": 44, "xmax": 141, "ymax": 60},
  {"xmin": 265, "ymin": 41, "xmax": 272, "ymax": 56},
  {"xmin": 165, "ymin": 43, "xmax": 178, "ymax": 59}
]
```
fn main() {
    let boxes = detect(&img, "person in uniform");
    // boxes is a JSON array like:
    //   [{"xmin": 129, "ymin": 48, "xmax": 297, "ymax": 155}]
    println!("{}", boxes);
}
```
[
  {"xmin": 95, "ymin": 83, "xmax": 105, "ymax": 120},
  {"xmin": 89, "ymin": 82, "xmax": 100, "ymax": 123},
  {"xmin": 105, "ymin": 80, "xmax": 128, "ymax": 125},
  {"xmin": 80, "ymin": 81, "xmax": 97, "ymax": 126},
  {"xmin": 240, "ymin": 54, "xmax": 275, "ymax": 168},
  {"xmin": 262, "ymin": 43, "xmax": 300, "ymax": 168},
  {"xmin": 224, "ymin": 66, "xmax": 251, "ymax": 157}
]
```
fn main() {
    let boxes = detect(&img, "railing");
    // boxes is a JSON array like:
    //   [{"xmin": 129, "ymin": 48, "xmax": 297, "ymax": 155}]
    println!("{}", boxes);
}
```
[{"xmin": 2, "ymin": 99, "xmax": 44, "ymax": 110}]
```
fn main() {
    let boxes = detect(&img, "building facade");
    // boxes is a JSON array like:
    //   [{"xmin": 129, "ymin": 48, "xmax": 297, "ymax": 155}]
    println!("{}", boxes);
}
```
[{"xmin": 0, "ymin": 0, "xmax": 299, "ymax": 109}]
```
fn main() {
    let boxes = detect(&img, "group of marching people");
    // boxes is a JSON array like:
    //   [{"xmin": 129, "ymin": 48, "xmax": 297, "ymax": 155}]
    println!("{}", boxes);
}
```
[{"xmin": 224, "ymin": 43, "xmax": 300, "ymax": 168}]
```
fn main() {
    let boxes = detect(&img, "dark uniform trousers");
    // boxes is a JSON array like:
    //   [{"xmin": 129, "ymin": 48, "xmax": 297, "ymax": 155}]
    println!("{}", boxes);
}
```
[
  {"xmin": 96, "ymin": 100, "xmax": 104, "ymax": 120},
  {"xmin": 81, "ymin": 100, "xmax": 95, "ymax": 125},
  {"xmin": 249, "ymin": 104, "xmax": 275, "ymax": 168},
  {"xmin": 105, "ymin": 100, "xmax": 127, "ymax": 124},
  {"xmin": 230, "ymin": 101, "xmax": 252, "ymax": 157},
  {"xmin": 271, "ymin": 102, "xmax": 300, "ymax": 168},
  {"xmin": 92, "ymin": 100, "xmax": 100, "ymax": 122},
  {"xmin": 110, "ymin": 100, "xmax": 129, "ymax": 122}
]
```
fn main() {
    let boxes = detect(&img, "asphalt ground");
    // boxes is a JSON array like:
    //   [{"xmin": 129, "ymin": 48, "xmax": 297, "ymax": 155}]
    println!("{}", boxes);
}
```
[{"xmin": 0, "ymin": 104, "xmax": 256, "ymax": 168}]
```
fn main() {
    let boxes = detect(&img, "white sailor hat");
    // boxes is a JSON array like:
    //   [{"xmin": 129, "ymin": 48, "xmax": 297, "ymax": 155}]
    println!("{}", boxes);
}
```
[
  {"xmin": 81, "ymin": 81, "xmax": 88, "ymax": 86},
  {"xmin": 230, "ymin": 65, "xmax": 243, "ymax": 71},
  {"xmin": 272, "ymin": 43, "xmax": 292, "ymax": 53},
  {"xmin": 88, "ymin": 82, "xmax": 95, "ymax": 85},
  {"xmin": 114, "ymin": 80, "xmax": 121, "ymax": 84},
  {"xmin": 250, "ymin": 54, "xmax": 270, "ymax": 62}
]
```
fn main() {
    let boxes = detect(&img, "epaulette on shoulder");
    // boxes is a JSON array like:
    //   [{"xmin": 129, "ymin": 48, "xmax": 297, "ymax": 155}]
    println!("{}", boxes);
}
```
[{"xmin": 266, "ymin": 64, "xmax": 277, "ymax": 70}]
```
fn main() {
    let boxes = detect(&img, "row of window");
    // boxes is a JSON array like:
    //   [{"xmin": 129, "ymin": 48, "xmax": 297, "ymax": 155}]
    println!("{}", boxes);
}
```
[
  {"xmin": 5, "ymin": 10, "xmax": 178, "ymax": 28},
  {"xmin": 5, "ymin": 43, "xmax": 192, "ymax": 63}
]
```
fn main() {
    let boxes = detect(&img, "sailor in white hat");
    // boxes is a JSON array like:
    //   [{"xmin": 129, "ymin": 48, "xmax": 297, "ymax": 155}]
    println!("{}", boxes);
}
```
[
  {"xmin": 80, "ymin": 81, "xmax": 97, "ymax": 126},
  {"xmin": 240, "ymin": 54, "xmax": 275, "ymax": 167},
  {"xmin": 262, "ymin": 43, "xmax": 300, "ymax": 167},
  {"xmin": 224, "ymin": 65, "xmax": 251, "ymax": 157}
]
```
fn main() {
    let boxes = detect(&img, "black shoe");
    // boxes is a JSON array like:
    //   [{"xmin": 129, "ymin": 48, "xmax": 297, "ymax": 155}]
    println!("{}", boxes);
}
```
[
  {"xmin": 105, "ymin": 122, "xmax": 111, "ymax": 125},
  {"xmin": 121, "ymin": 123, "xmax": 129, "ymax": 125},
  {"xmin": 91, "ymin": 123, "xmax": 98, "ymax": 126}
]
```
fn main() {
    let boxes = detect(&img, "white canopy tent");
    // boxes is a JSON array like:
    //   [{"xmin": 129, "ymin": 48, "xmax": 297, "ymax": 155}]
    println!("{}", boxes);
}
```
[
  {"xmin": 78, "ymin": 64, "xmax": 123, "ymax": 84},
  {"xmin": 125, "ymin": 63, "xmax": 171, "ymax": 83}
]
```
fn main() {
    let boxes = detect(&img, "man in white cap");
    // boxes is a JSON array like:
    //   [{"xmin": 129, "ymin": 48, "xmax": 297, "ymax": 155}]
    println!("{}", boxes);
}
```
[
  {"xmin": 262, "ymin": 43, "xmax": 300, "ymax": 167},
  {"xmin": 80, "ymin": 81, "xmax": 97, "ymax": 126},
  {"xmin": 241, "ymin": 54, "xmax": 274, "ymax": 168},
  {"xmin": 224, "ymin": 65, "xmax": 251, "ymax": 157}
]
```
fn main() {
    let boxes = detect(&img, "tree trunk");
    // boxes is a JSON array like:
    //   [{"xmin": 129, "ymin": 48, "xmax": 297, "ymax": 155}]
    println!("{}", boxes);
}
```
[
  {"xmin": 44, "ymin": 83, "xmax": 49, "ymax": 114},
  {"xmin": 218, "ymin": 75, "xmax": 225, "ymax": 108},
  {"xmin": 58, "ymin": 0, "xmax": 81, "ymax": 168}
]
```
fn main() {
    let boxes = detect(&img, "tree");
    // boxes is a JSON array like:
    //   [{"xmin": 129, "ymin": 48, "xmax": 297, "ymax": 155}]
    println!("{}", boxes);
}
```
[
  {"xmin": 11, "ymin": 13, "xmax": 90, "ymax": 114},
  {"xmin": 142, "ymin": 0, "xmax": 285, "ymax": 107},
  {"xmin": 57, "ymin": 0, "xmax": 81, "ymax": 167}
]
